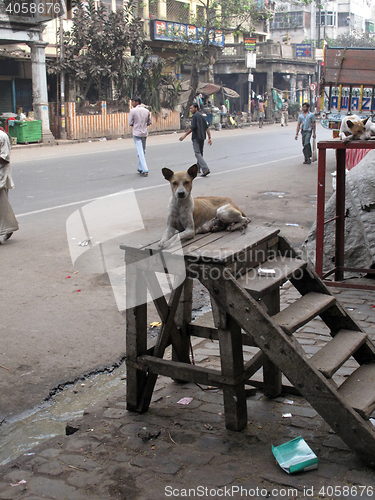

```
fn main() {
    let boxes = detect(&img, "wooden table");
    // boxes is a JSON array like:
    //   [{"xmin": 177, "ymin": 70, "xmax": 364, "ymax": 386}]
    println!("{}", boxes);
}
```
[{"xmin": 120, "ymin": 226, "xmax": 282, "ymax": 431}]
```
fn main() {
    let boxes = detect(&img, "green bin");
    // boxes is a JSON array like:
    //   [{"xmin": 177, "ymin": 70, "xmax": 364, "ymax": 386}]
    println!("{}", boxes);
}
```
[{"xmin": 9, "ymin": 120, "xmax": 42, "ymax": 144}]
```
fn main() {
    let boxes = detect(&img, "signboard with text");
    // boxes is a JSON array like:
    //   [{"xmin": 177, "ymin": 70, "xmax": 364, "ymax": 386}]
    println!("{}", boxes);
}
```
[
  {"xmin": 246, "ymin": 52, "xmax": 256, "ymax": 69},
  {"xmin": 244, "ymin": 37, "xmax": 256, "ymax": 51},
  {"xmin": 296, "ymin": 44, "xmax": 312, "ymax": 58}
]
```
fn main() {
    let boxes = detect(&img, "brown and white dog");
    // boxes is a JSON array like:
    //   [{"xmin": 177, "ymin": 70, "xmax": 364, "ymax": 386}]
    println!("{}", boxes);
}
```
[
  {"xmin": 339, "ymin": 115, "xmax": 369, "ymax": 142},
  {"xmin": 159, "ymin": 164, "xmax": 251, "ymax": 248}
]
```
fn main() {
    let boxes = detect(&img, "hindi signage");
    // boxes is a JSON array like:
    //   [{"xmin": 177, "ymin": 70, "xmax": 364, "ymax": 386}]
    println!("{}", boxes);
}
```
[
  {"xmin": 296, "ymin": 44, "xmax": 312, "ymax": 58},
  {"xmin": 244, "ymin": 37, "xmax": 256, "ymax": 51}
]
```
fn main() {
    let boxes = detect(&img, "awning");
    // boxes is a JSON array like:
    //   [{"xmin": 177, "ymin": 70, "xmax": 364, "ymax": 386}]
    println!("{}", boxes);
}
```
[
  {"xmin": 223, "ymin": 87, "xmax": 240, "ymax": 98},
  {"xmin": 178, "ymin": 80, "xmax": 239, "ymax": 105}
]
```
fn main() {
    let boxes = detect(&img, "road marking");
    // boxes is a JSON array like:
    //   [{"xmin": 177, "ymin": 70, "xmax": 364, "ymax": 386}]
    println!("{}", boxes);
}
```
[{"xmin": 16, "ymin": 154, "xmax": 301, "ymax": 218}]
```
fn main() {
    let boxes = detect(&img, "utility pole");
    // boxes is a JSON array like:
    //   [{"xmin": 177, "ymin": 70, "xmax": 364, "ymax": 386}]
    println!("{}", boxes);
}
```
[
  {"xmin": 248, "ymin": 69, "xmax": 252, "ymax": 122},
  {"xmin": 318, "ymin": 6, "xmax": 321, "ymax": 48},
  {"xmin": 59, "ymin": 14, "xmax": 67, "ymax": 139}
]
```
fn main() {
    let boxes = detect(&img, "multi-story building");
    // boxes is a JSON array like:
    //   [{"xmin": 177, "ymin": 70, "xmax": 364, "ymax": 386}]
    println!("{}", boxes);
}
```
[{"xmin": 270, "ymin": 0, "xmax": 374, "ymax": 45}]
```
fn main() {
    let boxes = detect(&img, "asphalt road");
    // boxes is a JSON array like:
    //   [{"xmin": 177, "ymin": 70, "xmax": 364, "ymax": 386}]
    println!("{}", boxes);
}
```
[{"xmin": 0, "ymin": 122, "xmax": 336, "ymax": 420}]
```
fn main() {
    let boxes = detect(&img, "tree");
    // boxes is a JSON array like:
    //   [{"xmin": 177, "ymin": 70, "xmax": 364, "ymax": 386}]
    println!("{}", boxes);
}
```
[
  {"xmin": 48, "ymin": 0, "xmax": 145, "ymax": 102},
  {"xmin": 161, "ymin": 0, "xmax": 269, "ymax": 118},
  {"xmin": 48, "ymin": 0, "xmax": 181, "ymax": 112},
  {"xmin": 326, "ymin": 32, "xmax": 375, "ymax": 48}
]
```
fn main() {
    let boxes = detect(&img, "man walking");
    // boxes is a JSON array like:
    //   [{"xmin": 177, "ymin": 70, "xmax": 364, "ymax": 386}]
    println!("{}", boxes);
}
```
[
  {"xmin": 295, "ymin": 102, "xmax": 316, "ymax": 164},
  {"xmin": 280, "ymin": 99, "xmax": 288, "ymax": 127},
  {"xmin": 179, "ymin": 103, "xmax": 212, "ymax": 177},
  {"xmin": 129, "ymin": 96, "xmax": 151, "ymax": 177},
  {"xmin": 0, "ymin": 127, "xmax": 19, "ymax": 243}
]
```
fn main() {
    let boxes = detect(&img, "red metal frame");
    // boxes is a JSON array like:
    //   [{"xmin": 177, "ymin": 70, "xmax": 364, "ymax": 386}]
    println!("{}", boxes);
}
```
[{"xmin": 316, "ymin": 140, "xmax": 375, "ymax": 289}]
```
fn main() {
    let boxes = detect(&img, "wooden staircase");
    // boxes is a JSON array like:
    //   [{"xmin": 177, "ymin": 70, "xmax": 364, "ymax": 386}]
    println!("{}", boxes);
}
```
[{"xmin": 192, "ymin": 235, "xmax": 375, "ymax": 466}]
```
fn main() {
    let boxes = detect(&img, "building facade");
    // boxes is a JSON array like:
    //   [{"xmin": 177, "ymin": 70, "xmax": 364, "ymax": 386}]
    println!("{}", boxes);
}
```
[{"xmin": 270, "ymin": 0, "xmax": 374, "ymax": 45}]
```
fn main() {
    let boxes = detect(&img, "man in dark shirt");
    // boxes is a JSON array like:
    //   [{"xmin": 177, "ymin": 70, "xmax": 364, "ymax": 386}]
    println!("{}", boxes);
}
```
[{"xmin": 179, "ymin": 103, "xmax": 212, "ymax": 177}]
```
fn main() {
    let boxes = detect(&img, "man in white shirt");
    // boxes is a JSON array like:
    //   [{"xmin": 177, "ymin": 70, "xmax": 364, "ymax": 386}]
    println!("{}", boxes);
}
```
[{"xmin": 129, "ymin": 96, "xmax": 152, "ymax": 177}]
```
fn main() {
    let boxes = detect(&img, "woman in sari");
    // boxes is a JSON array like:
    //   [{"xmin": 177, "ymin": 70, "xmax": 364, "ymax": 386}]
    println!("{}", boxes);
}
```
[{"xmin": 0, "ymin": 127, "xmax": 19, "ymax": 243}]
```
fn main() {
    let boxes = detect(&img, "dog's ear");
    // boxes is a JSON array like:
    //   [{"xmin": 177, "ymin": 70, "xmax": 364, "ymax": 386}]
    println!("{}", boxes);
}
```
[
  {"xmin": 187, "ymin": 164, "xmax": 198, "ymax": 179},
  {"xmin": 162, "ymin": 168, "xmax": 174, "ymax": 181},
  {"xmin": 346, "ymin": 120, "xmax": 354, "ymax": 129},
  {"xmin": 363, "ymin": 117, "xmax": 370, "ymax": 126}
]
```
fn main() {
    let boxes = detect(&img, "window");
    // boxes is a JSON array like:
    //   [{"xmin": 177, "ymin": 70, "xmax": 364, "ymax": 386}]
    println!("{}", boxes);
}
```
[
  {"xmin": 166, "ymin": 0, "xmax": 190, "ymax": 23},
  {"xmin": 149, "ymin": 0, "xmax": 158, "ymax": 19},
  {"xmin": 272, "ymin": 11, "xmax": 304, "ymax": 29},
  {"xmin": 316, "ymin": 10, "xmax": 336, "ymax": 27},
  {"xmin": 326, "ymin": 11, "xmax": 336, "ymax": 26},
  {"xmin": 338, "ymin": 12, "xmax": 350, "ymax": 27}
]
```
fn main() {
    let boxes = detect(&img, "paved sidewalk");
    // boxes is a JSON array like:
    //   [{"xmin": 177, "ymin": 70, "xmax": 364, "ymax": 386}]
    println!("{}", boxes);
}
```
[{"xmin": 1, "ymin": 283, "xmax": 375, "ymax": 500}]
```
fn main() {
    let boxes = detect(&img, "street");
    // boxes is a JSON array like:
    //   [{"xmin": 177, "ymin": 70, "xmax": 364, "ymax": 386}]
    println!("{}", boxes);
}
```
[{"xmin": 0, "ymin": 122, "xmax": 335, "ymax": 420}]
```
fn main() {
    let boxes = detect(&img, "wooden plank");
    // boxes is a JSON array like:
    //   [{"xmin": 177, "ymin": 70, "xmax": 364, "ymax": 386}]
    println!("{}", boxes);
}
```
[
  {"xmin": 244, "ymin": 351, "xmax": 265, "ymax": 380},
  {"xmin": 317, "ymin": 141, "xmax": 375, "ymax": 150},
  {"xmin": 197, "ymin": 267, "xmax": 375, "ymax": 466},
  {"xmin": 272, "ymin": 292, "xmax": 336, "ymax": 336},
  {"xmin": 325, "ymin": 69, "xmax": 375, "ymax": 86},
  {"xmin": 212, "ymin": 297, "xmax": 248, "ymax": 431},
  {"xmin": 338, "ymin": 364, "xmax": 375, "ymax": 419},
  {"xmin": 125, "ymin": 252, "xmax": 148, "ymax": 412},
  {"xmin": 136, "ymin": 283, "xmax": 184, "ymax": 413},
  {"xmin": 290, "ymin": 266, "xmax": 375, "ymax": 363},
  {"xmin": 173, "ymin": 277, "xmax": 193, "ymax": 366},
  {"xmin": 311, "ymin": 330, "xmax": 367, "ymax": 378},
  {"xmin": 143, "ymin": 271, "xmax": 189, "ymax": 363},
  {"xmin": 120, "ymin": 227, "xmax": 165, "ymax": 251},
  {"xmin": 188, "ymin": 311, "xmax": 258, "ymax": 345},
  {"xmin": 145, "ymin": 231, "xmax": 225, "ymax": 254},
  {"xmin": 185, "ymin": 227, "xmax": 280, "ymax": 263},
  {"xmin": 135, "ymin": 355, "xmax": 225, "ymax": 386},
  {"xmin": 261, "ymin": 288, "xmax": 282, "ymax": 398},
  {"xmin": 237, "ymin": 256, "xmax": 306, "ymax": 299}
]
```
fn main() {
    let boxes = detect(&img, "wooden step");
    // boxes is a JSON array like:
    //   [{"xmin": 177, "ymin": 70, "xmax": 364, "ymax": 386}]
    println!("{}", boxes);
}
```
[
  {"xmin": 272, "ymin": 292, "xmax": 336, "ymax": 336},
  {"xmin": 310, "ymin": 330, "xmax": 367, "ymax": 378},
  {"xmin": 188, "ymin": 311, "xmax": 257, "ymax": 346},
  {"xmin": 237, "ymin": 256, "xmax": 307, "ymax": 299},
  {"xmin": 338, "ymin": 363, "xmax": 375, "ymax": 419}
]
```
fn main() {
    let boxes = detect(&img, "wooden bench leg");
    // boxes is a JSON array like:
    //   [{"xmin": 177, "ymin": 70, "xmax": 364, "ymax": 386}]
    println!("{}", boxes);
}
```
[
  {"xmin": 212, "ymin": 298, "xmax": 247, "ymax": 431},
  {"xmin": 125, "ymin": 253, "xmax": 148, "ymax": 412},
  {"xmin": 173, "ymin": 277, "xmax": 193, "ymax": 365},
  {"xmin": 136, "ymin": 282, "xmax": 184, "ymax": 413},
  {"xmin": 262, "ymin": 289, "xmax": 282, "ymax": 398}
]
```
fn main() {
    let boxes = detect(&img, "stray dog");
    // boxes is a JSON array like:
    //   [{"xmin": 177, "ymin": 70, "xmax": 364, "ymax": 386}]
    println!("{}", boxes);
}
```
[
  {"xmin": 365, "ymin": 117, "xmax": 375, "ymax": 139},
  {"xmin": 159, "ymin": 164, "xmax": 251, "ymax": 248},
  {"xmin": 339, "ymin": 115, "xmax": 369, "ymax": 142}
]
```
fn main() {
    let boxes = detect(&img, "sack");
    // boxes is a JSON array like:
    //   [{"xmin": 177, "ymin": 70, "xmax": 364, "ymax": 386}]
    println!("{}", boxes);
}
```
[{"xmin": 311, "ymin": 138, "xmax": 317, "ymax": 162}]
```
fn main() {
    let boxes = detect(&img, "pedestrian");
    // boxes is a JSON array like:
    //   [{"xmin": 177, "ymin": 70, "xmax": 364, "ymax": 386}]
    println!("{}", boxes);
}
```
[
  {"xmin": 251, "ymin": 98, "xmax": 255, "ymax": 121},
  {"xmin": 258, "ymin": 100, "xmax": 265, "ymax": 128},
  {"xmin": 179, "ymin": 103, "xmax": 212, "ymax": 177},
  {"xmin": 194, "ymin": 93, "xmax": 203, "ymax": 111},
  {"xmin": 220, "ymin": 102, "xmax": 227, "ymax": 124},
  {"xmin": 129, "ymin": 96, "xmax": 151, "ymax": 177},
  {"xmin": 280, "ymin": 98, "xmax": 288, "ymax": 127},
  {"xmin": 0, "ymin": 127, "xmax": 19, "ymax": 243},
  {"xmin": 295, "ymin": 102, "xmax": 316, "ymax": 164},
  {"xmin": 225, "ymin": 98, "xmax": 230, "ymax": 113}
]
